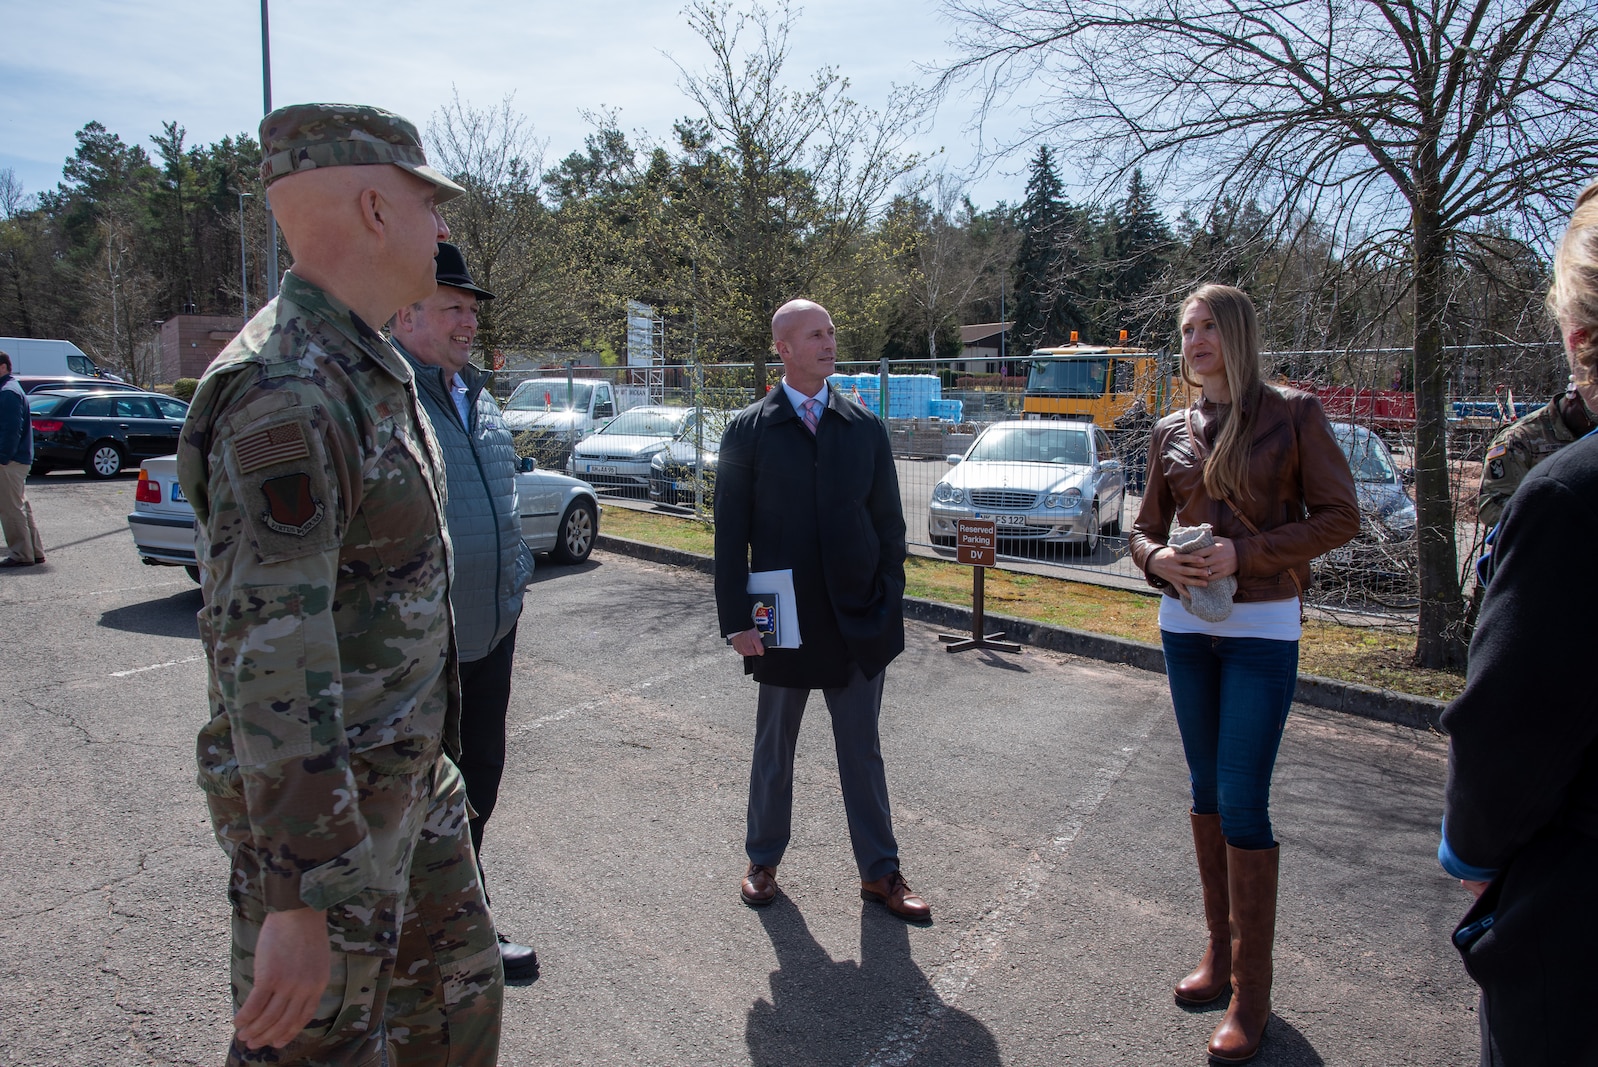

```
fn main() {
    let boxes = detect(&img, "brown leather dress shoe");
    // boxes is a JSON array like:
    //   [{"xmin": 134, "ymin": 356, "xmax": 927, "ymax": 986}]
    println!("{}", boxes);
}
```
[
  {"xmin": 741, "ymin": 863, "xmax": 777, "ymax": 906},
  {"xmin": 860, "ymin": 870, "xmax": 932, "ymax": 922}
]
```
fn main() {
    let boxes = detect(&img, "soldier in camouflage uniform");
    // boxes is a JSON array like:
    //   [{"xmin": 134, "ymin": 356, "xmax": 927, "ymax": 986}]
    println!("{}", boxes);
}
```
[
  {"xmin": 1477, "ymin": 384, "xmax": 1596, "ymax": 528},
  {"xmin": 178, "ymin": 103, "xmax": 502, "ymax": 1066}
]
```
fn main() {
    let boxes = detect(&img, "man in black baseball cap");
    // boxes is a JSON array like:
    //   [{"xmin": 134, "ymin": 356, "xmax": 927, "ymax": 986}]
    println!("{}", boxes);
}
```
[{"xmin": 390, "ymin": 245, "xmax": 542, "ymax": 982}]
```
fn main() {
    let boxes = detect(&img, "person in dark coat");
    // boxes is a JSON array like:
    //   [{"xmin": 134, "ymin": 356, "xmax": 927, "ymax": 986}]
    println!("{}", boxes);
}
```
[
  {"xmin": 0, "ymin": 349, "xmax": 44, "ymax": 567},
  {"xmin": 713, "ymin": 298, "xmax": 931, "ymax": 922},
  {"xmin": 1440, "ymin": 178, "xmax": 1598, "ymax": 1066}
]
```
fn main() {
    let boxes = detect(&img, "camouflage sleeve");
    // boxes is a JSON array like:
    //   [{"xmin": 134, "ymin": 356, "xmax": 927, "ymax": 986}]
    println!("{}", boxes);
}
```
[
  {"xmin": 1476, "ymin": 439, "xmax": 1530, "ymax": 530},
  {"xmin": 190, "ymin": 380, "xmax": 375, "ymax": 914}
]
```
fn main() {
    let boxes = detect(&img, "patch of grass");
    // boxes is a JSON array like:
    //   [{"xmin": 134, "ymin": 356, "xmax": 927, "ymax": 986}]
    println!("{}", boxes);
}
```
[
  {"xmin": 601, "ymin": 505, "xmax": 715, "ymax": 554},
  {"xmin": 599, "ymin": 506, "xmax": 1464, "ymax": 701}
]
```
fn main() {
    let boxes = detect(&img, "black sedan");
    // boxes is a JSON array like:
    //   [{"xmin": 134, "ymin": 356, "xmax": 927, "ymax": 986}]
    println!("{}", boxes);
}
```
[
  {"xmin": 648, "ymin": 412, "xmax": 733, "ymax": 506},
  {"xmin": 28, "ymin": 389, "xmax": 189, "ymax": 478}
]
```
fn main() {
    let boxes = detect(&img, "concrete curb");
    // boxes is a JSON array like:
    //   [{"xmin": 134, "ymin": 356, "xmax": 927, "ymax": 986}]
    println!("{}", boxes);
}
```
[{"xmin": 593, "ymin": 533, "xmax": 1448, "ymax": 733}]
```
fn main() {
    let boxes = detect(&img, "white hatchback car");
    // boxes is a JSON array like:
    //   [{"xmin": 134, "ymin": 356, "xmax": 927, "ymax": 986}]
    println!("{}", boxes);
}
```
[{"xmin": 566, "ymin": 405, "xmax": 695, "ymax": 495}]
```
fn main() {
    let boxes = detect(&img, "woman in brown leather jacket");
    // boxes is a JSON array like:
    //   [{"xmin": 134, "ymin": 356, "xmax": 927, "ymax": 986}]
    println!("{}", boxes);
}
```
[{"xmin": 1130, "ymin": 284, "xmax": 1359, "ymax": 1063}]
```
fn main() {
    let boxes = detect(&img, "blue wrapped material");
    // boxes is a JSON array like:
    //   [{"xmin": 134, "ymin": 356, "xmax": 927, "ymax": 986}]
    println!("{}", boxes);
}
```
[{"xmin": 829, "ymin": 372, "xmax": 946, "ymax": 418}]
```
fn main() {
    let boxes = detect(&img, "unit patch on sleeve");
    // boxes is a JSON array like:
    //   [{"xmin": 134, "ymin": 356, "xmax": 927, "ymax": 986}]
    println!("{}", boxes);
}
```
[
  {"xmin": 236, "ymin": 422, "xmax": 311, "ymax": 474},
  {"xmin": 260, "ymin": 473, "xmax": 326, "ymax": 536}
]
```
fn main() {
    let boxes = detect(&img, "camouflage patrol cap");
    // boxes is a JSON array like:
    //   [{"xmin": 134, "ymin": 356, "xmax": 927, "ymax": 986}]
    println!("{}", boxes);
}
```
[{"xmin": 259, "ymin": 103, "xmax": 465, "ymax": 203}]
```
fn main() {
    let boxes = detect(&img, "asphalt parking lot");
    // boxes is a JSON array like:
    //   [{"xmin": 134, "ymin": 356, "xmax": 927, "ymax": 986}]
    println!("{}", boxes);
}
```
[{"xmin": 0, "ymin": 473, "xmax": 1477, "ymax": 1066}]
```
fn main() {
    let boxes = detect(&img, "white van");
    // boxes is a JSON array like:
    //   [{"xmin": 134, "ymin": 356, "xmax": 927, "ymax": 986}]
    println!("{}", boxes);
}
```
[{"xmin": 0, "ymin": 337, "xmax": 120, "ymax": 380}]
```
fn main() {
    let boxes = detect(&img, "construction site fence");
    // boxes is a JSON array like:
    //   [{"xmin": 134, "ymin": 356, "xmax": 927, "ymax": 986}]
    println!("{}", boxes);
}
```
[{"xmin": 498, "ymin": 355, "xmax": 1514, "ymax": 626}]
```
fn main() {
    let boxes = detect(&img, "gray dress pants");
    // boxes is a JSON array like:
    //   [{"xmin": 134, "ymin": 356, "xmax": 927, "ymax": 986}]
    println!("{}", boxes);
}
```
[{"xmin": 745, "ymin": 664, "xmax": 900, "ymax": 881}]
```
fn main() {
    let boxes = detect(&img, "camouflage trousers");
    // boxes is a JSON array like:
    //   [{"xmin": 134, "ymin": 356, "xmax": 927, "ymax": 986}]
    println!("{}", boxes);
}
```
[{"xmin": 223, "ymin": 754, "xmax": 503, "ymax": 1066}]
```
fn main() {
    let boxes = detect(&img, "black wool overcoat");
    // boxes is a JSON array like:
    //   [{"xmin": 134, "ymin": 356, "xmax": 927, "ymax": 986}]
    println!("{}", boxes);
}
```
[{"xmin": 713, "ymin": 386, "xmax": 907, "ymax": 690}]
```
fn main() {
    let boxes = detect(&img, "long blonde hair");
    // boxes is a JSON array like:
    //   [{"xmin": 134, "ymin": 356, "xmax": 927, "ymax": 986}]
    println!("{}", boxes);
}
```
[
  {"xmin": 1181, "ymin": 284, "xmax": 1264, "ymax": 501},
  {"xmin": 1548, "ymin": 181, "xmax": 1598, "ymax": 395}
]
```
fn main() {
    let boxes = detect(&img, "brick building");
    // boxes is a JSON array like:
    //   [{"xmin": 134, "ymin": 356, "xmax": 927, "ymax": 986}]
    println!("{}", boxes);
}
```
[{"xmin": 156, "ymin": 315, "xmax": 243, "ymax": 383}]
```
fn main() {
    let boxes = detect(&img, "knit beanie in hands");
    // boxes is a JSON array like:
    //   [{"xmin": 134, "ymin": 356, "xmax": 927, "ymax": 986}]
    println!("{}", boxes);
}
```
[{"xmin": 1168, "ymin": 523, "xmax": 1237, "ymax": 622}]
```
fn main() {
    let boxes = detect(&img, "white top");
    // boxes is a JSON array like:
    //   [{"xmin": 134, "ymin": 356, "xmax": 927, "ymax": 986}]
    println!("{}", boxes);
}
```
[{"xmin": 1159, "ymin": 594, "xmax": 1301, "ymax": 641}]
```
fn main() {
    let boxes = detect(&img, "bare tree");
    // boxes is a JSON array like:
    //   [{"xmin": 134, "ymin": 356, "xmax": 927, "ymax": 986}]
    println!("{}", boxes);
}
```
[
  {"xmin": 0, "ymin": 169, "xmax": 25, "ymax": 220},
  {"xmin": 427, "ymin": 91, "xmax": 552, "ymax": 361},
  {"xmin": 939, "ymin": 0, "xmax": 1598, "ymax": 667},
  {"xmin": 672, "ymin": 0, "xmax": 924, "ymax": 386},
  {"xmin": 81, "ymin": 211, "xmax": 157, "ymax": 384},
  {"xmin": 888, "ymin": 173, "xmax": 1011, "ymax": 363}
]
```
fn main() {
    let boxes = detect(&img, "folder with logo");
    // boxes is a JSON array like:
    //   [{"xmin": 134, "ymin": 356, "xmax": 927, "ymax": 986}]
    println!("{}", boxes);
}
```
[{"xmin": 746, "ymin": 568, "xmax": 802, "ymax": 648}]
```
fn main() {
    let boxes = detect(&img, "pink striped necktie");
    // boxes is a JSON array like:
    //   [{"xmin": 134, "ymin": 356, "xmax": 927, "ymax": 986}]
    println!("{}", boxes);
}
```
[{"xmin": 801, "ymin": 398, "xmax": 820, "ymax": 434}]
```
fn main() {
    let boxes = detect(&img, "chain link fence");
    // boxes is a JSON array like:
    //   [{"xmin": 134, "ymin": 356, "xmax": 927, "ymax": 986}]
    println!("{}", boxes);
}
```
[{"xmin": 489, "ymin": 352, "xmax": 1535, "ymax": 626}]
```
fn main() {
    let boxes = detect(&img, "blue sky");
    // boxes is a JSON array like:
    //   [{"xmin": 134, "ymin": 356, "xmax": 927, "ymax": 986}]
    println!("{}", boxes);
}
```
[{"xmin": 0, "ymin": 0, "xmax": 1035, "ymax": 210}]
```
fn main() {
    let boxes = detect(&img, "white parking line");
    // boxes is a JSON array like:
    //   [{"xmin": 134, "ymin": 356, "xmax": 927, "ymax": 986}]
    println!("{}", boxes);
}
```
[
  {"xmin": 509, "ymin": 651, "xmax": 725, "ymax": 734},
  {"xmin": 3, "ymin": 580, "xmax": 192, "ymax": 607},
  {"xmin": 109, "ymin": 654, "xmax": 207, "ymax": 678},
  {"xmin": 861, "ymin": 701, "xmax": 1167, "ymax": 1067}
]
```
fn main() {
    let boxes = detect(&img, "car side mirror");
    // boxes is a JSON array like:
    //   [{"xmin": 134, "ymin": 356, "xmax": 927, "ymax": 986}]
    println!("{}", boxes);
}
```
[
  {"xmin": 1400, "ymin": 467, "xmax": 1415, "ymax": 486},
  {"xmin": 519, "ymin": 456, "xmax": 537, "ymax": 472},
  {"xmin": 946, "ymin": 454, "xmax": 962, "ymax": 465}
]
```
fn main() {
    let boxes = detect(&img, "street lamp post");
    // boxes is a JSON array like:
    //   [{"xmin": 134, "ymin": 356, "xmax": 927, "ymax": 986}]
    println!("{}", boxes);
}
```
[{"xmin": 261, "ymin": 0, "xmax": 279, "ymax": 300}]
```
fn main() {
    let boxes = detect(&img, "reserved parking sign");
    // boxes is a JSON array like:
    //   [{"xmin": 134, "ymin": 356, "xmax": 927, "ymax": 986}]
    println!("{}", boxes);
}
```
[{"xmin": 956, "ymin": 517, "xmax": 996, "ymax": 567}]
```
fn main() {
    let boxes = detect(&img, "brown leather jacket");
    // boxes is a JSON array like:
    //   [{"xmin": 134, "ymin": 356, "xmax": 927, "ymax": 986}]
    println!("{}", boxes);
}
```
[{"xmin": 1130, "ymin": 386, "xmax": 1360, "ymax": 603}]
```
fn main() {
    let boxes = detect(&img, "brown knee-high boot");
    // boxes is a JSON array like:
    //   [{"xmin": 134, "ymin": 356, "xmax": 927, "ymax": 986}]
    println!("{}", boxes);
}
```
[
  {"xmin": 1174, "ymin": 812, "xmax": 1230, "ymax": 1005},
  {"xmin": 1208, "ymin": 844, "xmax": 1279, "ymax": 1063}
]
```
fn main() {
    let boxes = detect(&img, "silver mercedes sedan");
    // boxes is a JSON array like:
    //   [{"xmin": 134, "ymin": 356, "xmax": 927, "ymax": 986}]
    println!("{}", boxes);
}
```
[{"xmin": 928, "ymin": 420, "xmax": 1126, "ymax": 554}]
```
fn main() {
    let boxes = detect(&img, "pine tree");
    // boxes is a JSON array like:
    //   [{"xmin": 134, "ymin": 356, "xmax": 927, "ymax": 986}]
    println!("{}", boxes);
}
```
[{"xmin": 1011, "ymin": 146, "xmax": 1087, "ymax": 348}]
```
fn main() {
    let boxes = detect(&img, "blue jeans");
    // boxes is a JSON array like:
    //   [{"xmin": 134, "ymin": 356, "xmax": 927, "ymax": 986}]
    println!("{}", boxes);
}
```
[{"xmin": 1161, "ymin": 631, "xmax": 1299, "ymax": 849}]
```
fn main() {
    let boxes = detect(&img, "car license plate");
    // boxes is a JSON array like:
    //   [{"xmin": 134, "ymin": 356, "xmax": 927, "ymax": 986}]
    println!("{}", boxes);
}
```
[
  {"xmin": 588, "ymin": 464, "xmax": 617, "ymax": 474},
  {"xmin": 1325, "ymin": 545, "xmax": 1353, "ymax": 564},
  {"xmin": 170, "ymin": 483, "xmax": 186, "ymax": 503},
  {"xmin": 995, "ymin": 514, "xmax": 1028, "ymax": 526}
]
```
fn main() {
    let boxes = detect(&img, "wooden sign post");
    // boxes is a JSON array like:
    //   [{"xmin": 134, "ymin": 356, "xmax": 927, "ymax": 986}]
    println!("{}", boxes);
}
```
[{"xmin": 939, "ymin": 518, "xmax": 1021, "ymax": 654}]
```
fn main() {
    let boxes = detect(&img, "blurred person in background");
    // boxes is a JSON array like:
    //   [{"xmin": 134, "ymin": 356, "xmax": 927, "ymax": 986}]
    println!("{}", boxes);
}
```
[
  {"xmin": 1475, "ymin": 379, "xmax": 1595, "ymax": 530},
  {"xmin": 0, "ymin": 350, "xmax": 43, "ymax": 567}
]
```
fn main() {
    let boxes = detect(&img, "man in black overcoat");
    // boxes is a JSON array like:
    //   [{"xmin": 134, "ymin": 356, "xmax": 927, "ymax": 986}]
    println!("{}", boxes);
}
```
[{"xmin": 713, "ymin": 298, "xmax": 932, "ymax": 922}]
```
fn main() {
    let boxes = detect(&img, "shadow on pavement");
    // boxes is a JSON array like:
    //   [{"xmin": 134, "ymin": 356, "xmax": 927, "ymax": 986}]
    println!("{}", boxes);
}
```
[
  {"xmin": 527, "ymin": 557, "xmax": 601, "ymax": 584},
  {"xmin": 746, "ymin": 896, "xmax": 1001, "ymax": 1067},
  {"xmin": 1174, "ymin": 997, "xmax": 1326, "ymax": 1066},
  {"xmin": 99, "ymin": 587, "xmax": 201, "ymax": 639},
  {"xmin": 1253, "ymin": 1015, "xmax": 1326, "ymax": 1065}
]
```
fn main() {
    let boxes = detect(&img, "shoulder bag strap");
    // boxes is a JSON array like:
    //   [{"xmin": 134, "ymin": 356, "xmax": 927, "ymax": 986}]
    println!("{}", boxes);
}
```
[{"xmin": 1220, "ymin": 496, "xmax": 1307, "ymax": 622}]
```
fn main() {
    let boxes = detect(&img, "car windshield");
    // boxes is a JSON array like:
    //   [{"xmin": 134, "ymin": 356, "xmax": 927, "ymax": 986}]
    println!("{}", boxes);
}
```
[
  {"xmin": 1026, "ymin": 358, "xmax": 1111, "ymax": 398},
  {"xmin": 507, "ymin": 380, "xmax": 595, "ymax": 412},
  {"xmin": 599, "ymin": 409, "xmax": 688, "ymax": 436},
  {"xmin": 28, "ymin": 395, "xmax": 67, "ymax": 414},
  {"xmin": 680, "ymin": 412, "xmax": 734, "ymax": 446},
  {"xmin": 967, "ymin": 425, "xmax": 1090, "ymax": 465},
  {"xmin": 1334, "ymin": 426, "xmax": 1398, "ymax": 483}
]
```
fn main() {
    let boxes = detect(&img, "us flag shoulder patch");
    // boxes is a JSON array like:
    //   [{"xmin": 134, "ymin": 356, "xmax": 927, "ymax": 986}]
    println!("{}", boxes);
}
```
[{"xmin": 236, "ymin": 422, "xmax": 311, "ymax": 474}]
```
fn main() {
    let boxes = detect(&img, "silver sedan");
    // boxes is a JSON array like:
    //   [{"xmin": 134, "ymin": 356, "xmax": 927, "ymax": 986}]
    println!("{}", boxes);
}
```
[
  {"xmin": 928, "ymin": 420, "xmax": 1126, "ymax": 554},
  {"xmin": 567, "ymin": 406, "xmax": 694, "ymax": 495},
  {"xmin": 516, "ymin": 460, "xmax": 600, "ymax": 564}
]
